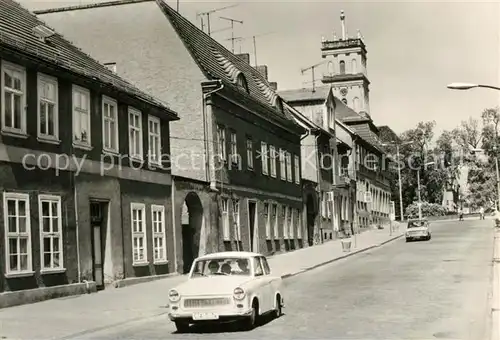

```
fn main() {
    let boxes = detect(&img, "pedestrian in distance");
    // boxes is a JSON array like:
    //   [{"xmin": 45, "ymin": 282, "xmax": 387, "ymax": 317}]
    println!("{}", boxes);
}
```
[
  {"xmin": 458, "ymin": 207, "xmax": 464, "ymax": 221},
  {"xmin": 479, "ymin": 206, "xmax": 485, "ymax": 220}
]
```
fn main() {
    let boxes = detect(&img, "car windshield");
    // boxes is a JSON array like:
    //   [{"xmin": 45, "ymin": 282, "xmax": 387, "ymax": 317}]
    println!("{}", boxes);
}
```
[
  {"xmin": 408, "ymin": 221, "xmax": 427, "ymax": 228},
  {"xmin": 190, "ymin": 257, "xmax": 251, "ymax": 278}
]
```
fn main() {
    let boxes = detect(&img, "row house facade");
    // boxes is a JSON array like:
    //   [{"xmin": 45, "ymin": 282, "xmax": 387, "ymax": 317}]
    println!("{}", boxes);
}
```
[
  {"xmin": 0, "ymin": 0, "xmax": 178, "ymax": 295},
  {"xmin": 282, "ymin": 87, "xmax": 355, "ymax": 242},
  {"xmin": 38, "ymin": 0, "xmax": 306, "ymax": 274}
]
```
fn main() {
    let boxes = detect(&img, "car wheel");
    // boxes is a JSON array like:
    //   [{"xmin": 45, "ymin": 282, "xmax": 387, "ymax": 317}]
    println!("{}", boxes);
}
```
[
  {"xmin": 174, "ymin": 321, "xmax": 190, "ymax": 333},
  {"xmin": 427, "ymin": 234, "xmax": 431, "ymax": 241},
  {"xmin": 243, "ymin": 299, "xmax": 259, "ymax": 330},
  {"xmin": 406, "ymin": 238, "xmax": 410, "ymax": 242},
  {"xmin": 273, "ymin": 294, "xmax": 282, "ymax": 318}
]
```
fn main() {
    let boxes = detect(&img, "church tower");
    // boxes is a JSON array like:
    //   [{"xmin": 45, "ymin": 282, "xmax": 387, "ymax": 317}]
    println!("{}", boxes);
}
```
[{"xmin": 321, "ymin": 10, "xmax": 370, "ymax": 116}]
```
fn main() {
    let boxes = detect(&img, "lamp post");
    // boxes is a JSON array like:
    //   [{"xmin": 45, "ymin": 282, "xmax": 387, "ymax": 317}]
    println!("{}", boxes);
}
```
[
  {"xmin": 417, "ymin": 161, "xmax": 435, "ymax": 220},
  {"xmin": 448, "ymin": 82, "xmax": 500, "ymax": 210},
  {"xmin": 382, "ymin": 141, "xmax": 412, "ymax": 222}
]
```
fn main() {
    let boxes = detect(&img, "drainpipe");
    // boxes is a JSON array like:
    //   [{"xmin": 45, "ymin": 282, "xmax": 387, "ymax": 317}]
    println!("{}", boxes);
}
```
[
  {"xmin": 201, "ymin": 80, "xmax": 224, "ymax": 191},
  {"xmin": 171, "ymin": 176, "xmax": 177, "ymax": 273},
  {"xmin": 314, "ymin": 132, "xmax": 323, "ymax": 243}
]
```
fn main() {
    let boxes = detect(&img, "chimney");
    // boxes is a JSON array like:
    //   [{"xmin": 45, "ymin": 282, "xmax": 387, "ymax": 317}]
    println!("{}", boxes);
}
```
[
  {"xmin": 235, "ymin": 53, "xmax": 250, "ymax": 64},
  {"xmin": 255, "ymin": 65, "xmax": 268, "ymax": 81},
  {"xmin": 269, "ymin": 82, "xmax": 278, "ymax": 91}
]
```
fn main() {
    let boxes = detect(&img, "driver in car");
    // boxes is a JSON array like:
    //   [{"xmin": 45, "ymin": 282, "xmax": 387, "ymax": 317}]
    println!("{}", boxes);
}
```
[
  {"xmin": 237, "ymin": 259, "xmax": 249, "ymax": 274},
  {"xmin": 208, "ymin": 260, "xmax": 219, "ymax": 274}
]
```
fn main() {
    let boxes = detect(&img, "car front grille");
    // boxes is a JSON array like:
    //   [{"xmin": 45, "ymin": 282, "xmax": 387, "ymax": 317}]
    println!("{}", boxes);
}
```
[{"xmin": 183, "ymin": 297, "xmax": 231, "ymax": 308}]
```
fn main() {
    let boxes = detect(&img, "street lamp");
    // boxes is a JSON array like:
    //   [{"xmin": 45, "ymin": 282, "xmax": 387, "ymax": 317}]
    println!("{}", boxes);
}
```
[
  {"xmin": 416, "ymin": 161, "xmax": 435, "ymax": 220},
  {"xmin": 382, "ymin": 140, "xmax": 412, "ymax": 221},
  {"xmin": 447, "ymin": 83, "xmax": 500, "ymax": 91},
  {"xmin": 448, "ymin": 82, "xmax": 500, "ymax": 210}
]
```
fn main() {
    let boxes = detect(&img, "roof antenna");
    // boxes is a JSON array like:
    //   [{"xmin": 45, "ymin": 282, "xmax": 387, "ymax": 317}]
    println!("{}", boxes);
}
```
[{"xmin": 220, "ymin": 16, "xmax": 243, "ymax": 53}]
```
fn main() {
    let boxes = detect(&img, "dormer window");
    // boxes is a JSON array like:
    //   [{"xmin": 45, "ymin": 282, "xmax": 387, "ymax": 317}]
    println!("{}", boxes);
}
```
[
  {"xmin": 236, "ymin": 73, "xmax": 249, "ymax": 93},
  {"xmin": 276, "ymin": 97, "xmax": 284, "ymax": 113},
  {"xmin": 33, "ymin": 25, "xmax": 55, "ymax": 43}
]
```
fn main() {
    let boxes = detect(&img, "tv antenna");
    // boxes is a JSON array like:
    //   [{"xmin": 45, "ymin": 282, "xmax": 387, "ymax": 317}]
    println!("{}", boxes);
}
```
[
  {"xmin": 229, "ymin": 32, "xmax": 274, "ymax": 65},
  {"xmin": 220, "ymin": 16, "xmax": 243, "ymax": 53},
  {"xmin": 301, "ymin": 60, "xmax": 327, "ymax": 92},
  {"xmin": 196, "ymin": 4, "xmax": 238, "ymax": 36}
]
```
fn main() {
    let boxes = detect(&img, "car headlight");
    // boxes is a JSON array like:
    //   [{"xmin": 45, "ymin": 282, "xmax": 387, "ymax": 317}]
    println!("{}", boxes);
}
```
[
  {"xmin": 233, "ymin": 287, "xmax": 245, "ymax": 300},
  {"xmin": 168, "ymin": 289, "xmax": 180, "ymax": 302}
]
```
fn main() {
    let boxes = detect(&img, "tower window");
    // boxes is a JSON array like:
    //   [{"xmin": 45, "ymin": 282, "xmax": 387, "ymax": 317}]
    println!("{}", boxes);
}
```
[
  {"xmin": 351, "ymin": 59, "xmax": 357, "ymax": 74},
  {"xmin": 353, "ymin": 97, "xmax": 360, "ymax": 111},
  {"xmin": 327, "ymin": 61, "xmax": 334, "ymax": 75},
  {"xmin": 339, "ymin": 61, "xmax": 345, "ymax": 74}
]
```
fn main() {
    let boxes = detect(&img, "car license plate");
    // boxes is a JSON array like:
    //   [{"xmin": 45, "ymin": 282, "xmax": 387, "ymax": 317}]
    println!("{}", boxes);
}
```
[{"xmin": 192, "ymin": 312, "xmax": 219, "ymax": 320}]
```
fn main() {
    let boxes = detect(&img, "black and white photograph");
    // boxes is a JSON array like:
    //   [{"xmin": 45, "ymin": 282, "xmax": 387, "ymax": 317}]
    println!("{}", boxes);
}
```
[{"xmin": 0, "ymin": 0, "xmax": 498, "ymax": 339}]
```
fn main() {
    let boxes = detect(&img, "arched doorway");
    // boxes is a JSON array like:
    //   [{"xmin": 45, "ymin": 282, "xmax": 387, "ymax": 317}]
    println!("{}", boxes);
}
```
[
  {"xmin": 181, "ymin": 192, "xmax": 203, "ymax": 274},
  {"xmin": 306, "ymin": 193, "xmax": 316, "ymax": 246}
]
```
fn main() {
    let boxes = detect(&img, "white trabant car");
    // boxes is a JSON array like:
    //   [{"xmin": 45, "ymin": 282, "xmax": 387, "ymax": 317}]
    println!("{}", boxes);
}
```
[
  {"xmin": 405, "ymin": 219, "xmax": 431, "ymax": 242},
  {"xmin": 167, "ymin": 251, "xmax": 284, "ymax": 332}
]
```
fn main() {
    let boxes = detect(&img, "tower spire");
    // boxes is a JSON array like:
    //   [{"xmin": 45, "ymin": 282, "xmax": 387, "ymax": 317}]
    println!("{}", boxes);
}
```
[{"xmin": 340, "ymin": 10, "xmax": 346, "ymax": 40}]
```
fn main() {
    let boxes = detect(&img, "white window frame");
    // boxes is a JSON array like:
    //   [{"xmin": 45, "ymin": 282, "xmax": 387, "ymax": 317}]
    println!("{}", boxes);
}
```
[
  {"xmin": 289, "ymin": 207, "xmax": 294, "ymax": 239},
  {"xmin": 296, "ymin": 208, "xmax": 302, "ymax": 239},
  {"xmin": 151, "ymin": 204, "xmax": 167, "ymax": 263},
  {"xmin": 246, "ymin": 138, "xmax": 253, "ymax": 170},
  {"xmin": 286, "ymin": 151, "xmax": 292, "ymax": 182},
  {"xmin": 131, "ymin": 203, "xmax": 147, "ymax": 265},
  {"xmin": 148, "ymin": 115, "xmax": 162, "ymax": 165},
  {"xmin": 232, "ymin": 199, "xmax": 241, "ymax": 241},
  {"xmin": 1, "ymin": 61, "xmax": 27, "ymax": 135},
  {"xmin": 3, "ymin": 192, "xmax": 32, "ymax": 275},
  {"xmin": 217, "ymin": 125, "xmax": 227, "ymax": 162},
  {"xmin": 279, "ymin": 149, "xmax": 286, "ymax": 180},
  {"xmin": 221, "ymin": 198, "xmax": 230, "ymax": 241},
  {"xmin": 102, "ymin": 95, "xmax": 119, "ymax": 153},
  {"xmin": 230, "ymin": 131, "xmax": 239, "ymax": 165},
  {"xmin": 273, "ymin": 204, "xmax": 278, "ymax": 239},
  {"xmin": 294, "ymin": 154, "xmax": 300, "ymax": 184},
  {"xmin": 128, "ymin": 107, "xmax": 143, "ymax": 161},
  {"xmin": 283, "ymin": 206, "xmax": 289, "ymax": 239},
  {"xmin": 38, "ymin": 195, "xmax": 64, "ymax": 271},
  {"xmin": 269, "ymin": 145, "xmax": 277, "ymax": 178},
  {"xmin": 261, "ymin": 142, "xmax": 269, "ymax": 175},
  {"xmin": 265, "ymin": 203, "xmax": 271, "ymax": 240},
  {"xmin": 72, "ymin": 85, "xmax": 91, "ymax": 147},
  {"xmin": 37, "ymin": 73, "xmax": 59, "ymax": 142}
]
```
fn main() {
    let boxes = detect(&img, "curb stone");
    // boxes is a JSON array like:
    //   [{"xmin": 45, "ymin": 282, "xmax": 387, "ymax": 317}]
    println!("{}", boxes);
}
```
[{"xmin": 280, "ymin": 233, "xmax": 404, "ymax": 280}]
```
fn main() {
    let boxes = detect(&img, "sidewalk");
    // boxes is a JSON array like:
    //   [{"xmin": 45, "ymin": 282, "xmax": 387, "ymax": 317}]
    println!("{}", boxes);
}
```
[{"xmin": 0, "ymin": 226, "xmax": 403, "ymax": 340}]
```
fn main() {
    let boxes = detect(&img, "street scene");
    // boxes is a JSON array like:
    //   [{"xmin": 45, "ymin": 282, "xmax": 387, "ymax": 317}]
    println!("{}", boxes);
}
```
[
  {"xmin": 0, "ymin": 0, "xmax": 499, "ymax": 339},
  {"xmin": 0, "ymin": 220, "xmax": 493, "ymax": 339}
]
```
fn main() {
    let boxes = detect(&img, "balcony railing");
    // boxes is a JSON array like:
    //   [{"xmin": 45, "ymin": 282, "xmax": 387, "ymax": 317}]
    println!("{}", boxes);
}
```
[{"xmin": 321, "ymin": 38, "xmax": 366, "ymax": 51}]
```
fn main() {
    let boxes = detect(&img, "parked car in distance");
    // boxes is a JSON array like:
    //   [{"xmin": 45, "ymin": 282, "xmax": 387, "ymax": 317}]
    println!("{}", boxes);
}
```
[
  {"xmin": 405, "ymin": 219, "xmax": 431, "ymax": 242},
  {"xmin": 167, "ymin": 251, "xmax": 284, "ymax": 333}
]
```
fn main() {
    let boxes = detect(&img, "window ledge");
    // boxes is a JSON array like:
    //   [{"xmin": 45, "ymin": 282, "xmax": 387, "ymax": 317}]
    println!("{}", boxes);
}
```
[
  {"xmin": 5, "ymin": 271, "xmax": 35, "ymax": 279},
  {"xmin": 1, "ymin": 130, "xmax": 28, "ymax": 139},
  {"xmin": 40, "ymin": 268, "xmax": 66, "ymax": 274},
  {"xmin": 132, "ymin": 262, "xmax": 149, "ymax": 267},
  {"xmin": 154, "ymin": 260, "xmax": 169, "ymax": 265},
  {"xmin": 37, "ymin": 136, "xmax": 61, "ymax": 145},
  {"xmin": 148, "ymin": 161, "xmax": 164, "ymax": 169},
  {"xmin": 103, "ymin": 149, "xmax": 120, "ymax": 157},
  {"xmin": 129, "ymin": 156, "xmax": 144, "ymax": 163},
  {"xmin": 73, "ymin": 142, "xmax": 93, "ymax": 151}
]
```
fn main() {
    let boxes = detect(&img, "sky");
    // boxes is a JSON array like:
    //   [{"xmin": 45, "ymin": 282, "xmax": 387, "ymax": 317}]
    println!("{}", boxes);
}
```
[{"xmin": 20, "ymin": 0, "xmax": 500, "ymax": 136}]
